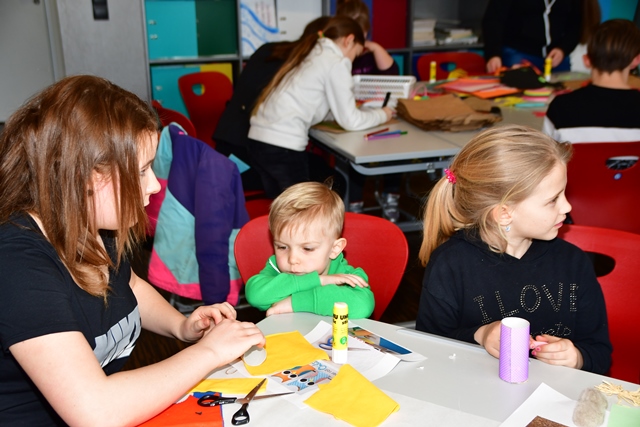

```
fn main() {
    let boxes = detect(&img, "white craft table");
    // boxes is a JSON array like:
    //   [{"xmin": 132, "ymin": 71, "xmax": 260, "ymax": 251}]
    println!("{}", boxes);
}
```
[
  {"xmin": 230, "ymin": 313, "xmax": 637, "ymax": 427},
  {"xmin": 308, "ymin": 106, "xmax": 546, "ymax": 231}
]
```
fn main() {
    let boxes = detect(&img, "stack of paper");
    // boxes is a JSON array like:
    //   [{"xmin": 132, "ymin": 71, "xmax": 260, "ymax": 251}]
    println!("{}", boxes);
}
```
[
  {"xmin": 436, "ymin": 27, "xmax": 478, "ymax": 45},
  {"xmin": 413, "ymin": 19, "xmax": 436, "ymax": 46},
  {"xmin": 437, "ymin": 78, "xmax": 520, "ymax": 99}
]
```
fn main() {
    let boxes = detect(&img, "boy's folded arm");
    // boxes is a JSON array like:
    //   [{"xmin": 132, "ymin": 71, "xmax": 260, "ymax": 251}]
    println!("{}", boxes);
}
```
[
  {"xmin": 291, "ymin": 285, "xmax": 375, "ymax": 318},
  {"xmin": 244, "ymin": 268, "xmax": 322, "ymax": 310}
]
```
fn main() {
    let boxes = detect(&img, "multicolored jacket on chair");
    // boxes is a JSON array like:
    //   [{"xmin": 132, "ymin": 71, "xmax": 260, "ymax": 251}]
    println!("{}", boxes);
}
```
[{"xmin": 147, "ymin": 124, "xmax": 249, "ymax": 304}]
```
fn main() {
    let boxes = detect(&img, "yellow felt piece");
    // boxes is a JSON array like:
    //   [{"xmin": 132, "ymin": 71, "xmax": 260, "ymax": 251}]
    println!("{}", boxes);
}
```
[
  {"xmin": 244, "ymin": 331, "xmax": 329, "ymax": 376},
  {"xmin": 493, "ymin": 96, "xmax": 524, "ymax": 107},
  {"xmin": 523, "ymin": 88, "xmax": 552, "ymax": 97},
  {"xmin": 304, "ymin": 364, "xmax": 399, "ymax": 427},
  {"xmin": 189, "ymin": 378, "xmax": 266, "ymax": 395}
]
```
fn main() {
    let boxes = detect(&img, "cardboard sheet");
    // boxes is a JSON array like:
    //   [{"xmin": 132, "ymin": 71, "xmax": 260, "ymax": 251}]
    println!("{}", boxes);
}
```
[{"xmin": 396, "ymin": 94, "xmax": 502, "ymax": 132}]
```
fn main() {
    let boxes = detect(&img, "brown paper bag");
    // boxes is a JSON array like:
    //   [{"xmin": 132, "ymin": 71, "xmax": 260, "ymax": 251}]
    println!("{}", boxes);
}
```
[{"xmin": 397, "ymin": 94, "xmax": 502, "ymax": 132}]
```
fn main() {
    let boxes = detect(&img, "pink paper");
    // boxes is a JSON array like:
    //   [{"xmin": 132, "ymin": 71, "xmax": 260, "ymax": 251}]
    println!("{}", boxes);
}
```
[{"xmin": 499, "ymin": 317, "xmax": 530, "ymax": 383}]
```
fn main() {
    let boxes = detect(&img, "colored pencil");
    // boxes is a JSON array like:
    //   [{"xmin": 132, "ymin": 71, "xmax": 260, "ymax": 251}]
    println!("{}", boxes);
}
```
[
  {"xmin": 364, "ymin": 127, "xmax": 390, "ymax": 138},
  {"xmin": 366, "ymin": 131, "xmax": 407, "ymax": 141},
  {"xmin": 374, "ymin": 130, "xmax": 404, "ymax": 136}
]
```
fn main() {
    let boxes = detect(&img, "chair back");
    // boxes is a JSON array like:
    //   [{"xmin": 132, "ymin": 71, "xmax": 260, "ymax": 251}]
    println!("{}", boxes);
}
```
[
  {"xmin": 566, "ymin": 142, "xmax": 640, "ymax": 234},
  {"xmin": 234, "ymin": 213, "xmax": 409, "ymax": 320},
  {"xmin": 558, "ymin": 224, "xmax": 640, "ymax": 384},
  {"xmin": 178, "ymin": 71, "xmax": 233, "ymax": 148},
  {"xmin": 151, "ymin": 100, "xmax": 197, "ymax": 137},
  {"xmin": 416, "ymin": 52, "xmax": 486, "ymax": 81}
]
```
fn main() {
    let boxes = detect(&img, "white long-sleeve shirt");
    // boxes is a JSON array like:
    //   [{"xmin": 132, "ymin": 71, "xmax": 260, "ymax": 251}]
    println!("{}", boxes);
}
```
[{"xmin": 248, "ymin": 37, "xmax": 387, "ymax": 152}]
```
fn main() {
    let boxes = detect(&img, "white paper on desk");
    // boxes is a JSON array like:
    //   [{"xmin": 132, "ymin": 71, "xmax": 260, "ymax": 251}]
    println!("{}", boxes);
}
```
[
  {"xmin": 305, "ymin": 321, "xmax": 401, "ymax": 381},
  {"xmin": 348, "ymin": 323, "xmax": 427, "ymax": 362},
  {"xmin": 499, "ymin": 383, "xmax": 610, "ymax": 427}
]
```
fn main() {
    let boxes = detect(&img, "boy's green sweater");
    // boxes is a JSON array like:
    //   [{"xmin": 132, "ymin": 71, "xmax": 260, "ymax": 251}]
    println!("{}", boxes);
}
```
[{"xmin": 245, "ymin": 253, "xmax": 374, "ymax": 318}]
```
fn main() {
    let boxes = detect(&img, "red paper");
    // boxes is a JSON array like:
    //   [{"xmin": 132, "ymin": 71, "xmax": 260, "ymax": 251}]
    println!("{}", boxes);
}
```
[{"xmin": 137, "ymin": 395, "xmax": 223, "ymax": 427}]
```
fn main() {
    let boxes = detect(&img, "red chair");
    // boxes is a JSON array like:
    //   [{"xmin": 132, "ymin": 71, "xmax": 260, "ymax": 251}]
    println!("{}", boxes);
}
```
[
  {"xmin": 558, "ymin": 224, "xmax": 640, "ymax": 384},
  {"xmin": 244, "ymin": 198, "xmax": 272, "ymax": 220},
  {"xmin": 566, "ymin": 142, "xmax": 640, "ymax": 234},
  {"xmin": 234, "ymin": 213, "xmax": 409, "ymax": 320},
  {"xmin": 416, "ymin": 52, "xmax": 486, "ymax": 81},
  {"xmin": 151, "ymin": 100, "xmax": 197, "ymax": 137},
  {"xmin": 178, "ymin": 71, "xmax": 233, "ymax": 148}
]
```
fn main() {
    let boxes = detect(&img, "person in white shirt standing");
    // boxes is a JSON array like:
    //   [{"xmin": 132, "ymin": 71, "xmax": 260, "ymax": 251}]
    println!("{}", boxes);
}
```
[{"xmin": 248, "ymin": 16, "xmax": 392, "ymax": 199}]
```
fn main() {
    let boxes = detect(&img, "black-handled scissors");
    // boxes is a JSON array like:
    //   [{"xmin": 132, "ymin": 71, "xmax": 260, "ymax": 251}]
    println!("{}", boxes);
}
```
[
  {"xmin": 197, "ymin": 378, "xmax": 293, "ymax": 425},
  {"xmin": 231, "ymin": 378, "xmax": 264, "ymax": 426}
]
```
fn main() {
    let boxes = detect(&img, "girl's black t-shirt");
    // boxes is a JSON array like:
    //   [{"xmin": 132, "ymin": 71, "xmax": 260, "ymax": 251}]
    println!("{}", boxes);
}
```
[{"xmin": 0, "ymin": 214, "xmax": 140, "ymax": 426}]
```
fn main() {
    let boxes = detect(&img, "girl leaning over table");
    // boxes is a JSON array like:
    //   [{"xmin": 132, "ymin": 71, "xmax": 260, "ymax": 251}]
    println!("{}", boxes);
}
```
[
  {"xmin": 0, "ymin": 75, "xmax": 265, "ymax": 426},
  {"xmin": 248, "ymin": 15, "xmax": 393, "ymax": 199},
  {"xmin": 415, "ymin": 125, "xmax": 612, "ymax": 374}
]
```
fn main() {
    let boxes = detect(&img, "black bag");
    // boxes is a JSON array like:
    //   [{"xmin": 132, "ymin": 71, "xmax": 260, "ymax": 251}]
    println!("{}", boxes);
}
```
[{"xmin": 500, "ymin": 66, "xmax": 547, "ymax": 89}]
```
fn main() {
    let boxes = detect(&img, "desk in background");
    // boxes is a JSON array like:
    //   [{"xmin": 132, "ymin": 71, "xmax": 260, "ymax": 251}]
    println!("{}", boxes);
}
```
[
  {"xmin": 308, "ymin": 106, "xmax": 546, "ymax": 231},
  {"xmin": 250, "ymin": 313, "xmax": 637, "ymax": 426}
]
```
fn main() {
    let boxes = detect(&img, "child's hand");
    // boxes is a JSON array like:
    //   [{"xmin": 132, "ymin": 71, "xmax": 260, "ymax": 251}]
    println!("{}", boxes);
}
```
[
  {"xmin": 473, "ymin": 321, "xmax": 502, "ymax": 358},
  {"xmin": 198, "ymin": 319, "xmax": 265, "ymax": 367},
  {"xmin": 180, "ymin": 302, "xmax": 237, "ymax": 342},
  {"xmin": 547, "ymin": 48, "xmax": 565, "ymax": 68},
  {"xmin": 531, "ymin": 334, "xmax": 584, "ymax": 369},
  {"xmin": 382, "ymin": 107, "xmax": 394, "ymax": 121},
  {"xmin": 266, "ymin": 297, "xmax": 293, "ymax": 316},
  {"xmin": 364, "ymin": 40, "xmax": 382, "ymax": 53},
  {"xmin": 319, "ymin": 274, "xmax": 369, "ymax": 288},
  {"xmin": 486, "ymin": 56, "xmax": 502, "ymax": 73}
]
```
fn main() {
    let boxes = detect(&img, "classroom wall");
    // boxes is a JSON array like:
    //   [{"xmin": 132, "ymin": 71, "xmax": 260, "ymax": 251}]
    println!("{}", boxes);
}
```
[
  {"xmin": 599, "ymin": 0, "xmax": 638, "ymax": 21},
  {"xmin": 0, "ymin": 0, "xmax": 63, "ymax": 122},
  {"xmin": 56, "ymin": 0, "xmax": 150, "ymax": 101},
  {"xmin": 0, "ymin": 0, "xmax": 150, "ymax": 123}
]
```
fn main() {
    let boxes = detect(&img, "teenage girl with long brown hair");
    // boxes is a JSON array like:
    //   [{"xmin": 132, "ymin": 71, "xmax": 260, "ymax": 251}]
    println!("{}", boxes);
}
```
[{"xmin": 0, "ymin": 75, "xmax": 264, "ymax": 426}]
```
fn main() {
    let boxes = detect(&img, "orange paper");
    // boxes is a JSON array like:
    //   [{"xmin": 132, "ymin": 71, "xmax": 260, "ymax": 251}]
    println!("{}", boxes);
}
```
[{"xmin": 437, "ymin": 78, "xmax": 520, "ymax": 99}]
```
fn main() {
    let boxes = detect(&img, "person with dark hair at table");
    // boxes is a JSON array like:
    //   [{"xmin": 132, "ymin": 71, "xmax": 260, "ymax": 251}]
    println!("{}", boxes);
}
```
[
  {"xmin": 543, "ymin": 19, "xmax": 640, "ymax": 147},
  {"xmin": 483, "ymin": 0, "xmax": 582, "ymax": 73}
]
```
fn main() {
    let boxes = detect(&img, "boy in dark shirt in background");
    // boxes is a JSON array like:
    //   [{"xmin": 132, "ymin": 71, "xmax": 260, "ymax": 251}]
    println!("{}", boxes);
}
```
[{"xmin": 543, "ymin": 19, "xmax": 640, "ymax": 144}]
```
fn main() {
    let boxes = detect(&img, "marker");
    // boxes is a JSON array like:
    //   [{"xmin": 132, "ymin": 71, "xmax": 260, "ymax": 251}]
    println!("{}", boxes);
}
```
[
  {"xmin": 382, "ymin": 92, "xmax": 391, "ymax": 108},
  {"xmin": 374, "ymin": 130, "xmax": 404, "ymax": 136},
  {"xmin": 544, "ymin": 57, "xmax": 552, "ymax": 82},
  {"xmin": 366, "ymin": 131, "xmax": 407, "ymax": 141},
  {"xmin": 332, "ymin": 302, "xmax": 348, "ymax": 364},
  {"xmin": 364, "ymin": 127, "xmax": 389, "ymax": 138}
]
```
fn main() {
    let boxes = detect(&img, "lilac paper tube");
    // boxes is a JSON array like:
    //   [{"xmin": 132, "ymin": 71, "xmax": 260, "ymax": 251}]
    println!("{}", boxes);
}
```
[{"xmin": 499, "ymin": 317, "xmax": 530, "ymax": 383}]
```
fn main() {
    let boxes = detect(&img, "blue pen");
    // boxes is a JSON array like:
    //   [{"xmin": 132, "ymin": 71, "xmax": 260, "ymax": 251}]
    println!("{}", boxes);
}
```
[{"xmin": 374, "ymin": 130, "xmax": 403, "ymax": 136}]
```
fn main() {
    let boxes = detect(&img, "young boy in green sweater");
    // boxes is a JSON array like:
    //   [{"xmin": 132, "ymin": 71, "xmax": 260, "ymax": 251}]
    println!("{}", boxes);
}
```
[{"xmin": 244, "ymin": 181, "xmax": 374, "ymax": 318}]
